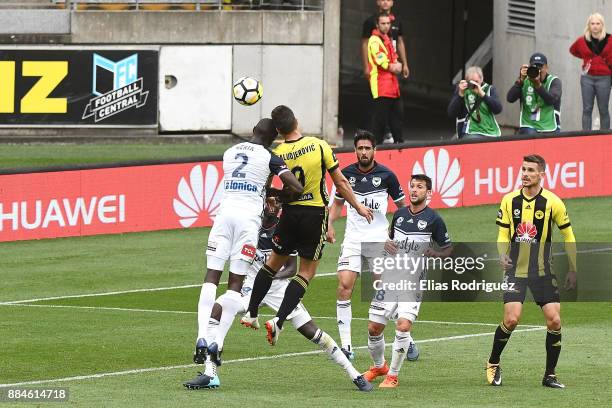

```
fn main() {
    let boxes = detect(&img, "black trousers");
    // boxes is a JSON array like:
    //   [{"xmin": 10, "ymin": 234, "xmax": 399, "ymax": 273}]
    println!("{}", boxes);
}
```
[{"xmin": 372, "ymin": 96, "xmax": 404, "ymax": 144}]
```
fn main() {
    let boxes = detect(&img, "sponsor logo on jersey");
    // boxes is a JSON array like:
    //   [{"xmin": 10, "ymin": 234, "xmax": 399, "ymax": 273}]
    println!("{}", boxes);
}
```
[
  {"xmin": 225, "ymin": 180, "xmax": 258, "ymax": 192},
  {"xmin": 407, "ymin": 218, "xmax": 413, "ymax": 223},
  {"xmin": 372, "ymin": 176, "xmax": 381, "ymax": 187},
  {"xmin": 241, "ymin": 244, "xmax": 257, "ymax": 260},
  {"xmin": 363, "ymin": 197, "xmax": 381, "ymax": 211},
  {"xmin": 412, "ymin": 148, "xmax": 464, "ymax": 208},
  {"xmin": 361, "ymin": 177, "xmax": 367, "ymax": 183},
  {"xmin": 515, "ymin": 222, "xmax": 537, "ymax": 242},
  {"xmin": 417, "ymin": 220, "xmax": 428, "ymax": 230},
  {"xmin": 535, "ymin": 210, "xmax": 544, "ymax": 219},
  {"xmin": 173, "ymin": 164, "xmax": 223, "ymax": 228}
]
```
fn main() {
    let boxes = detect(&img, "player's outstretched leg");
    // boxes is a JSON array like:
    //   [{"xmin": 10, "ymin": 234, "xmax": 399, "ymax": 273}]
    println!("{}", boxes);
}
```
[
  {"xmin": 406, "ymin": 332, "xmax": 419, "ymax": 361},
  {"xmin": 267, "ymin": 274, "xmax": 310, "ymax": 345},
  {"xmin": 297, "ymin": 321, "xmax": 373, "ymax": 392},
  {"xmin": 183, "ymin": 344, "xmax": 221, "ymax": 390},
  {"xmin": 363, "ymin": 321, "xmax": 389, "ymax": 382},
  {"xmin": 380, "ymin": 327, "xmax": 411, "ymax": 388},
  {"xmin": 336, "ymin": 269, "xmax": 359, "ymax": 360},
  {"xmin": 194, "ymin": 268, "xmax": 222, "ymax": 361},
  {"xmin": 542, "ymin": 302, "xmax": 564, "ymax": 388}
]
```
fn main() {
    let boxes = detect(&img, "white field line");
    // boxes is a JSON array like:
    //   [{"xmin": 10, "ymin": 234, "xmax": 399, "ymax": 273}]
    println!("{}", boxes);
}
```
[
  {"xmin": 0, "ymin": 326, "xmax": 544, "ymax": 388},
  {"xmin": 0, "ymin": 272, "xmax": 339, "ymax": 305},
  {"xmin": 0, "ymin": 303, "xmax": 545, "ymax": 329}
]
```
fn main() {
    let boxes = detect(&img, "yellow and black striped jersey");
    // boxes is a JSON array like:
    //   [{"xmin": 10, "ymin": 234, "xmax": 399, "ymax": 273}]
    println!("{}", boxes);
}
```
[
  {"xmin": 273, "ymin": 136, "xmax": 339, "ymax": 207},
  {"xmin": 496, "ymin": 188, "xmax": 575, "ymax": 277}
]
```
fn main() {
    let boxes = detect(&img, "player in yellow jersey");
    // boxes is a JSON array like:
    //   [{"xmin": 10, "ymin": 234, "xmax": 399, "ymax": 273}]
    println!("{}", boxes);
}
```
[
  {"xmin": 486, "ymin": 154, "xmax": 577, "ymax": 389},
  {"xmin": 242, "ymin": 105, "xmax": 374, "ymax": 346}
]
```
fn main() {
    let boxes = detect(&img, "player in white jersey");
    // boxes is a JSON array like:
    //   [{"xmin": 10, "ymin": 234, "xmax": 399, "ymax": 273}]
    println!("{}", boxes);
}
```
[
  {"xmin": 184, "ymin": 200, "xmax": 373, "ymax": 392},
  {"xmin": 187, "ymin": 119, "xmax": 303, "ymax": 388},
  {"xmin": 363, "ymin": 174, "xmax": 452, "ymax": 388},
  {"xmin": 326, "ymin": 130, "xmax": 407, "ymax": 360}
]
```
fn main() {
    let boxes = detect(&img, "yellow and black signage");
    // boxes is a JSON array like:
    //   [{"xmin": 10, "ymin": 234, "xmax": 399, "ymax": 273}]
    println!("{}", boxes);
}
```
[{"xmin": 0, "ymin": 49, "xmax": 158, "ymax": 126}]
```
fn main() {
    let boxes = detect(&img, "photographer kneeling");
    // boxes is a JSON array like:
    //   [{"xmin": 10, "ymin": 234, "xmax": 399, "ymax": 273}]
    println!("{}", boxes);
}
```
[
  {"xmin": 448, "ymin": 66, "xmax": 502, "ymax": 140},
  {"xmin": 507, "ymin": 53, "xmax": 562, "ymax": 134}
]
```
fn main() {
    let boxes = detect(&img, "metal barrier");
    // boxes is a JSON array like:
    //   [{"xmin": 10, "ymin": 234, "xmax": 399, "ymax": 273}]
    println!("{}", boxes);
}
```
[{"xmin": 43, "ymin": 0, "xmax": 323, "ymax": 11}]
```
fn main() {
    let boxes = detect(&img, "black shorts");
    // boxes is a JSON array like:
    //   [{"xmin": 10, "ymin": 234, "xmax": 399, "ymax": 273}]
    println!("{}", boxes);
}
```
[
  {"xmin": 503, "ymin": 274, "xmax": 560, "ymax": 307},
  {"xmin": 272, "ymin": 205, "xmax": 328, "ymax": 261}
]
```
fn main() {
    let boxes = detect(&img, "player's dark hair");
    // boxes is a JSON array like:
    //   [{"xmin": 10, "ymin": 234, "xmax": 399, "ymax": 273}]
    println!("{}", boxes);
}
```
[
  {"xmin": 353, "ymin": 129, "xmax": 376, "ymax": 148},
  {"xmin": 411, "ymin": 174, "xmax": 432, "ymax": 190},
  {"xmin": 271, "ymin": 105, "xmax": 298, "ymax": 135},
  {"xmin": 523, "ymin": 154, "xmax": 546, "ymax": 171},
  {"xmin": 377, "ymin": 11, "xmax": 390, "ymax": 24}
]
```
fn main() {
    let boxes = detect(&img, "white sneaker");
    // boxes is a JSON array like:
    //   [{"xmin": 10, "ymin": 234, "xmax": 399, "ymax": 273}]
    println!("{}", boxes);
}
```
[
  {"xmin": 240, "ymin": 311, "xmax": 260, "ymax": 330},
  {"xmin": 265, "ymin": 317, "xmax": 282, "ymax": 346}
]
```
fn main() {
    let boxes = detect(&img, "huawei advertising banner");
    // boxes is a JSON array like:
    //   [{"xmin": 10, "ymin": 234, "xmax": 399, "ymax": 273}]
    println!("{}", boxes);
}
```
[
  {"xmin": 0, "ymin": 48, "xmax": 158, "ymax": 126},
  {"xmin": 0, "ymin": 135, "xmax": 611, "ymax": 242}
]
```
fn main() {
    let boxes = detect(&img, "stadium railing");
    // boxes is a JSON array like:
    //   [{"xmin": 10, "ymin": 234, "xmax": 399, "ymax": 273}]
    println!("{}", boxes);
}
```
[{"xmin": 42, "ymin": 1, "xmax": 323, "ymax": 11}]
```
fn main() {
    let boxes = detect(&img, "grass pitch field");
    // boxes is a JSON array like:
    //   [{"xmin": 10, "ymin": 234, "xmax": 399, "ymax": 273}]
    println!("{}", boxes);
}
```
[{"xmin": 1, "ymin": 197, "xmax": 611, "ymax": 407}]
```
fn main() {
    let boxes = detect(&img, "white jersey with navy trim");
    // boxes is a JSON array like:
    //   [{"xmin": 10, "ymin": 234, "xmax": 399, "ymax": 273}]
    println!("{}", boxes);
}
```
[
  {"xmin": 390, "ymin": 206, "xmax": 452, "ymax": 250},
  {"xmin": 219, "ymin": 142, "xmax": 288, "ymax": 215},
  {"xmin": 336, "ymin": 162, "xmax": 404, "ymax": 253}
]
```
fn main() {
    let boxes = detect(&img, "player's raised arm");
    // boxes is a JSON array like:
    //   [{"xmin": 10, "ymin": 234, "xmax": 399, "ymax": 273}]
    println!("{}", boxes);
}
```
[{"xmin": 330, "ymin": 168, "xmax": 373, "ymax": 223}]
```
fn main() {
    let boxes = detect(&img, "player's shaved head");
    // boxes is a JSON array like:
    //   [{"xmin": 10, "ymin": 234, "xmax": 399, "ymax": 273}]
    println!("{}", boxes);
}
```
[{"xmin": 253, "ymin": 118, "xmax": 278, "ymax": 146}]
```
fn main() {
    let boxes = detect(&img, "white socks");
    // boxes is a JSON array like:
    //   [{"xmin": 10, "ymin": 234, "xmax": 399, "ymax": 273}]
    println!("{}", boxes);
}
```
[
  {"xmin": 368, "ymin": 333, "xmax": 386, "ymax": 368},
  {"xmin": 312, "ymin": 329, "xmax": 360, "ymax": 380},
  {"xmin": 197, "ymin": 282, "xmax": 217, "ymax": 340},
  {"xmin": 336, "ymin": 300, "xmax": 352, "ymax": 351},
  {"xmin": 215, "ymin": 290, "xmax": 244, "ymax": 350},
  {"xmin": 388, "ymin": 330, "xmax": 411, "ymax": 376}
]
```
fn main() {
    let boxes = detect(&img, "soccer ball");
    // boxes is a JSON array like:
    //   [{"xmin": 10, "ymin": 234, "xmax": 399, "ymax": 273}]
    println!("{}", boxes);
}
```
[{"xmin": 233, "ymin": 76, "xmax": 263, "ymax": 106}]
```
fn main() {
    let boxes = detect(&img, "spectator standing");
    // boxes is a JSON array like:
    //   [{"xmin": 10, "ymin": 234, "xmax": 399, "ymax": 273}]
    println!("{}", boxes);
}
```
[
  {"xmin": 361, "ymin": 0, "xmax": 410, "ymax": 80},
  {"xmin": 368, "ymin": 13, "xmax": 404, "ymax": 144},
  {"xmin": 447, "ymin": 66, "xmax": 502, "ymax": 139},
  {"xmin": 569, "ymin": 12, "xmax": 612, "ymax": 130},
  {"xmin": 507, "ymin": 53, "xmax": 562, "ymax": 135}
]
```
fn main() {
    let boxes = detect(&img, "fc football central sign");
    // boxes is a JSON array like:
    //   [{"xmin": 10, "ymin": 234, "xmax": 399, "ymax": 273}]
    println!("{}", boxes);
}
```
[{"xmin": 0, "ymin": 49, "xmax": 158, "ymax": 126}]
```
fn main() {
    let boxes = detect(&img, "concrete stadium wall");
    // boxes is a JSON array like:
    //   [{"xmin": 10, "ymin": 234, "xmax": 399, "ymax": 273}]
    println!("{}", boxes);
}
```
[
  {"xmin": 494, "ymin": 0, "xmax": 612, "ymax": 132},
  {"xmin": 0, "ymin": 8, "xmax": 337, "ymax": 138}
]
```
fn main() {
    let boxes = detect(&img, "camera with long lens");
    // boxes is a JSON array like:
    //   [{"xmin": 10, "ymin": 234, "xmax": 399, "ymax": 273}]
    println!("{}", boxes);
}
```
[
  {"xmin": 468, "ymin": 81, "xmax": 477, "ymax": 90},
  {"xmin": 526, "ymin": 65, "xmax": 541, "ymax": 79}
]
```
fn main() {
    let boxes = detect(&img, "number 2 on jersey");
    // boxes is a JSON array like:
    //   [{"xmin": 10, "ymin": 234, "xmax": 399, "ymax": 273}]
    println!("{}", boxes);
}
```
[{"xmin": 232, "ymin": 153, "xmax": 249, "ymax": 178}]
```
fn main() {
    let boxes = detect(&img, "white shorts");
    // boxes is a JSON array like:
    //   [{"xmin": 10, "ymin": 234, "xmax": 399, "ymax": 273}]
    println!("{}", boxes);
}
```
[
  {"xmin": 336, "ymin": 241, "xmax": 383, "ymax": 273},
  {"xmin": 206, "ymin": 210, "xmax": 260, "ymax": 276},
  {"xmin": 368, "ymin": 299, "xmax": 421, "ymax": 325},
  {"xmin": 241, "ymin": 275, "xmax": 312, "ymax": 329}
]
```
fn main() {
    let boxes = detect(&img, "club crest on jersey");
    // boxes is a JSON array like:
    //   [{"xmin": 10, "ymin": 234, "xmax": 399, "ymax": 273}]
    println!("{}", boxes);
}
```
[
  {"xmin": 372, "ymin": 176, "xmax": 381, "ymax": 187},
  {"xmin": 515, "ymin": 222, "xmax": 537, "ymax": 243},
  {"xmin": 535, "ymin": 210, "xmax": 544, "ymax": 220},
  {"xmin": 513, "ymin": 208, "xmax": 521, "ymax": 218},
  {"xmin": 349, "ymin": 176, "xmax": 356, "ymax": 186},
  {"xmin": 417, "ymin": 220, "xmax": 428, "ymax": 230},
  {"xmin": 396, "ymin": 217, "xmax": 404, "ymax": 224}
]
